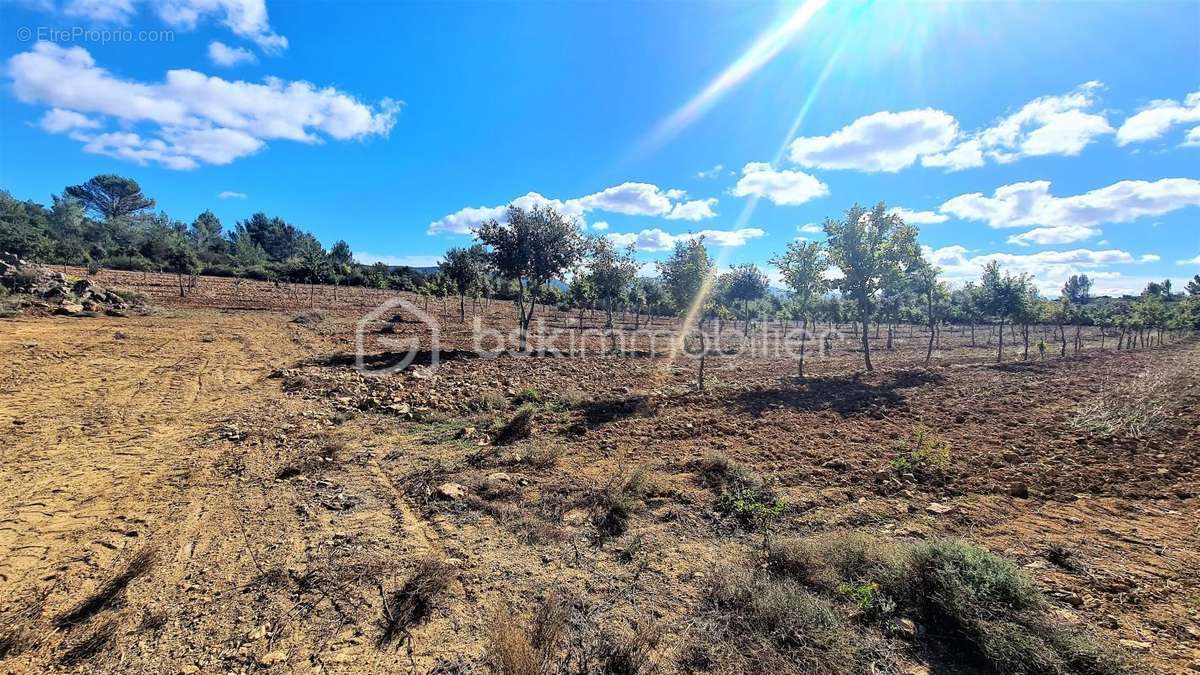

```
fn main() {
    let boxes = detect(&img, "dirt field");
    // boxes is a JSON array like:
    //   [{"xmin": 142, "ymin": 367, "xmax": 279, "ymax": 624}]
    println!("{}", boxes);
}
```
[{"xmin": 1, "ymin": 273, "xmax": 1198, "ymax": 674}]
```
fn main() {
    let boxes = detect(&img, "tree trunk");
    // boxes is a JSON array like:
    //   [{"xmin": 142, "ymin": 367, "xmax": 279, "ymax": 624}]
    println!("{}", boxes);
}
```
[
  {"xmin": 996, "ymin": 319, "xmax": 1004, "ymax": 363},
  {"xmin": 799, "ymin": 316, "xmax": 808, "ymax": 378},
  {"xmin": 177, "ymin": 272, "xmax": 184, "ymax": 297},
  {"xmin": 925, "ymin": 294, "xmax": 935, "ymax": 367},
  {"xmin": 860, "ymin": 308, "xmax": 873, "ymax": 372}
]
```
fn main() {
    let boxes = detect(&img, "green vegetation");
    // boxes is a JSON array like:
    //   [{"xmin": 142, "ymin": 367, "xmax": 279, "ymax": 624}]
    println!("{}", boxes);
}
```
[{"xmin": 695, "ymin": 534, "xmax": 1136, "ymax": 675}]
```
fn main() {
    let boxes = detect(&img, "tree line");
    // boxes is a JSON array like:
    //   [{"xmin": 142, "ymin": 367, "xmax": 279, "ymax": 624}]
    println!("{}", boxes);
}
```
[{"xmin": 3, "ymin": 175, "xmax": 1197, "ymax": 378}]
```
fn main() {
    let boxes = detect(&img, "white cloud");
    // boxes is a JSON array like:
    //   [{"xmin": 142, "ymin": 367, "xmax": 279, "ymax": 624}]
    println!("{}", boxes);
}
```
[
  {"xmin": 732, "ymin": 162, "xmax": 829, "ymax": 205},
  {"xmin": 217, "ymin": 190, "xmax": 246, "ymax": 199},
  {"xmin": 62, "ymin": 0, "xmax": 287, "ymax": 52},
  {"xmin": 354, "ymin": 252, "xmax": 441, "ymax": 268},
  {"xmin": 921, "ymin": 139, "xmax": 984, "ymax": 171},
  {"xmin": 888, "ymin": 207, "xmax": 948, "ymax": 224},
  {"xmin": 63, "ymin": 0, "xmax": 136, "ymax": 23},
  {"xmin": 428, "ymin": 182, "xmax": 717, "ymax": 235},
  {"xmin": 666, "ymin": 198, "xmax": 718, "ymax": 221},
  {"xmin": 427, "ymin": 192, "xmax": 584, "ymax": 236},
  {"xmin": 1138, "ymin": 254, "xmax": 1160, "ymax": 263},
  {"xmin": 1184, "ymin": 127, "xmax": 1200, "ymax": 147},
  {"xmin": 573, "ymin": 182, "xmax": 673, "ymax": 216},
  {"xmin": 207, "ymin": 40, "xmax": 256, "ymax": 67},
  {"xmin": 1178, "ymin": 255, "xmax": 1200, "ymax": 266},
  {"xmin": 607, "ymin": 227, "xmax": 765, "ymax": 252},
  {"xmin": 8, "ymin": 41, "xmax": 398, "ymax": 169},
  {"xmin": 940, "ymin": 178, "xmax": 1200, "ymax": 229},
  {"xmin": 590, "ymin": 221, "xmax": 609, "ymax": 231},
  {"xmin": 1006, "ymin": 225, "xmax": 1099, "ymax": 247},
  {"xmin": 926, "ymin": 83, "xmax": 1112, "ymax": 170},
  {"xmin": 797, "ymin": 223, "xmax": 822, "ymax": 234},
  {"xmin": 696, "ymin": 164, "xmax": 724, "ymax": 179},
  {"xmin": 924, "ymin": 244, "xmax": 1141, "ymax": 295},
  {"xmin": 38, "ymin": 108, "xmax": 101, "ymax": 133},
  {"xmin": 1116, "ymin": 92, "xmax": 1200, "ymax": 146},
  {"xmin": 788, "ymin": 109, "xmax": 958, "ymax": 172}
]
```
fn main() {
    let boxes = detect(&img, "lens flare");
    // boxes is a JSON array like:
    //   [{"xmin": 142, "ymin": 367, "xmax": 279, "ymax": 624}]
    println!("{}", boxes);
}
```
[{"xmin": 635, "ymin": 0, "xmax": 830, "ymax": 158}]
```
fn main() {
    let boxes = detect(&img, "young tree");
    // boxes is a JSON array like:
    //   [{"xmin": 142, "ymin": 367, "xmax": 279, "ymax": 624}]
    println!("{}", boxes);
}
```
[
  {"xmin": 65, "ymin": 174, "xmax": 156, "ymax": 221},
  {"xmin": 165, "ymin": 235, "xmax": 199, "ymax": 297},
  {"xmin": 979, "ymin": 261, "xmax": 1028, "ymax": 362},
  {"xmin": 326, "ymin": 240, "xmax": 354, "ymax": 300},
  {"xmin": 294, "ymin": 238, "xmax": 330, "ymax": 305},
  {"xmin": 657, "ymin": 237, "xmax": 716, "ymax": 390},
  {"xmin": 769, "ymin": 240, "xmax": 829, "ymax": 377},
  {"xmin": 823, "ymin": 203, "xmax": 920, "ymax": 372},
  {"xmin": 439, "ymin": 244, "xmax": 488, "ymax": 321},
  {"xmin": 722, "ymin": 263, "xmax": 770, "ymax": 336},
  {"xmin": 588, "ymin": 237, "xmax": 639, "ymax": 328},
  {"xmin": 1187, "ymin": 274, "xmax": 1200, "ymax": 296},
  {"xmin": 477, "ymin": 204, "xmax": 586, "ymax": 352},
  {"xmin": 568, "ymin": 274, "xmax": 596, "ymax": 331},
  {"xmin": 909, "ymin": 258, "xmax": 945, "ymax": 366}
]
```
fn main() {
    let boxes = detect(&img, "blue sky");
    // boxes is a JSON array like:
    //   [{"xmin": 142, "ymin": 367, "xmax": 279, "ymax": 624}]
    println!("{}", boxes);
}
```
[{"xmin": 1, "ymin": 0, "xmax": 1197, "ymax": 295}]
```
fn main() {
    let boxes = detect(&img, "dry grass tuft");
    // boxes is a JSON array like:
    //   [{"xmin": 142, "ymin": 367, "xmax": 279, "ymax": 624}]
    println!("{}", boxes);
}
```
[
  {"xmin": 487, "ymin": 594, "xmax": 569, "ymax": 675},
  {"xmin": 495, "ymin": 405, "xmax": 536, "ymax": 446},
  {"xmin": 1070, "ymin": 370, "xmax": 1188, "ymax": 439},
  {"xmin": 54, "ymin": 547, "xmax": 156, "ymax": 629},
  {"xmin": 58, "ymin": 620, "xmax": 118, "ymax": 666},
  {"xmin": 378, "ymin": 557, "xmax": 455, "ymax": 649}
]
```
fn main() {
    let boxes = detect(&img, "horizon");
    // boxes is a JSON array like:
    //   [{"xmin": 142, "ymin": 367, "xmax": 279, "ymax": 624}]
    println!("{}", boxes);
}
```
[{"xmin": 1, "ymin": 0, "xmax": 1198, "ymax": 297}]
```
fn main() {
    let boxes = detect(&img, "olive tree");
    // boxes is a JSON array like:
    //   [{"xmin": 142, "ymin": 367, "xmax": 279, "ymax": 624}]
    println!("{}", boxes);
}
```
[
  {"xmin": 769, "ymin": 240, "xmax": 829, "ymax": 377},
  {"xmin": 477, "ymin": 204, "xmax": 586, "ymax": 352},
  {"xmin": 657, "ymin": 237, "xmax": 716, "ymax": 390},
  {"xmin": 721, "ymin": 263, "xmax": 770, "ymax": 336},
  {"xmin": 588, "ymin": 237, "xmax": 639, "ymax": 328},
  {"xmin": 439, "ymin": 244, "xmax": 488, "ymax": 321},
  {"xmin": 823, "ymin": 203, "xmax": 920, "ymax": 372}
]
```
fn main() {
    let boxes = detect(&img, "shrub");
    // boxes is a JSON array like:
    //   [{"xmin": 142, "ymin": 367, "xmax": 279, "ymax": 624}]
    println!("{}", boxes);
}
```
[
  {"xmin": 890, "ymin": 425, "xmax": 951, "ymax": 477},
  {"xmin": 707, "ymin": 535, "xmax": 1136, "ymax": 675},
  {"xmin": 699, "ymin": 564, "xmax": 874, "ymax": 674},
  {"xmin": 514, "ymin": 387, "xmax": 543, "ymax": 404},
  {"xmin": 519, "ymin": 443, "xmax": 563, "ymax": 470}
]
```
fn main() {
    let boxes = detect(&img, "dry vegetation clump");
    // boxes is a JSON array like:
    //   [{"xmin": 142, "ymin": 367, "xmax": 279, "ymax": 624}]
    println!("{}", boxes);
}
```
[
  {"xmin": 487, "ymin": 592, "xmax": 661, "ymax": 675},
  {"xmin": 291, "ymin": 310, "xmax": 327, "ymax": 326},
  {"xmin": 54, "ymin": 547, "xmax": 157, "ymax": 629},
  {"xmin": 495, "ymin": 405, "xmax": 537, "ymax": 446},
  {"xmin": 697, "ymin": 534, "xmax": 1137, "ymax": 675},
  {"xmin": 588, "ymin": 465, "xmax": 659, "ymax": 538},
  {"xmin": 58, "ymin": 619, "xmax": 118, "ymax": 667},
  {"xmin": 378, "ymin": 557, "xmax": 456, "ymax": 649},
  {"xmin": 0, "ymin": 591, "xmax": 48, "ymax": 660},
  {"xmin": 1069, "ymin": 369, "xmax": 1190, "ymax": 440}
]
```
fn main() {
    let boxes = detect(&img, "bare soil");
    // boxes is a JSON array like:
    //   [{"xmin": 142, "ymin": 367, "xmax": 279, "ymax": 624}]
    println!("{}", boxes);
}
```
[{"xmin": 1, "ymin": 271, "xmax": 1197, "ymax": 674}]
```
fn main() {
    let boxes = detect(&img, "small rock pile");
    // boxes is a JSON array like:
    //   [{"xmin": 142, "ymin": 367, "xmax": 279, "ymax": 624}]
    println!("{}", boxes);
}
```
[{"xmin": 0, "ymin": 252, "xmax": 144, "ymax": 317}]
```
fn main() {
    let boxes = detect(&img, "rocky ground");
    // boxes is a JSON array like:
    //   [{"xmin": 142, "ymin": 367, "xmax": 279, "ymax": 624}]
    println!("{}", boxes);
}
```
[
  {"xmin": 0, "ymin": 254, "xmax": 146, "ymax": 317},
  {"xmin": 0, "ymin": 276, "xmax": 1197, "ymax": 674}
]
